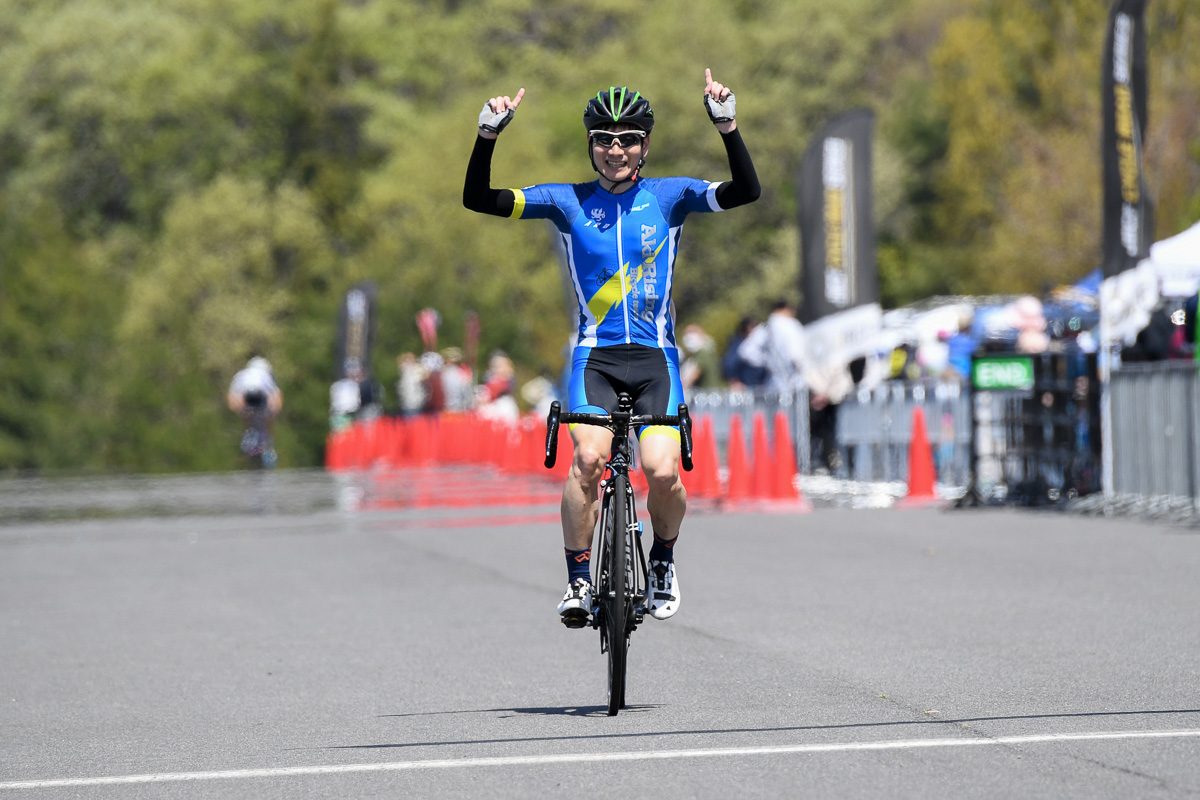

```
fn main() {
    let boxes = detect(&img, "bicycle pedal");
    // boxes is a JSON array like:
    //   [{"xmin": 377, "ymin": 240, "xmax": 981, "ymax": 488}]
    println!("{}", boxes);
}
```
[{"xmin": 560, "ymin": 610, "xmax": 589, "ymax": 629}]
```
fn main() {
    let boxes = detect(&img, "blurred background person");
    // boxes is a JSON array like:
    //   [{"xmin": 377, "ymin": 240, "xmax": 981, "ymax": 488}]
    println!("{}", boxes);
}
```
[
  {"xmin": 227, "ymin": 356, "xmax": 283, "ymax": 417},
  {"xmin": 738, "ymin": 299, "xmax": 806, "ymax": 394},
  {"xmin": 805, "ymin": 357, "xmax": 854, "ymax": 475},
  {"xmin": 226, "ymin": 356, "xmax": 282, "ymax": 468},
  {"xmin": 395, "ymin": 352, "xmax": 427, "ymax": 416},
  {"xmin": 679, "ymin": 323, "xmax": 722, "ymax": 397},
  {"xmin": 476, "ymin": 350, "xmax": 518, "ymax": 424},
  {"xmin": 419, "ymin": 349, "xmax": 446, "ymax": 413},
  {"xmin": 721, "ymin": 315, "xmax": 768, "ymax": 392},
  {"xmin": 329, "ymin": 364, "xmax": 363, "ymax": 432},
  {"xmin": 415, "ymin": 307, "xmax": 447, "ymax": 412},
  {"xmin": 945, "ymin": 310, "xmax": 977, "ymax": 383},
  {"xmin": 521, "ymin": 375, "xmax": 558, "ymax": 417},
  {"xmin": 1009, "ymin": 295, "xmax": 1050, "ymax": 355},
  {"xmin": 440, "ymin": 346, "xmax": 475, "ymax": 411}
]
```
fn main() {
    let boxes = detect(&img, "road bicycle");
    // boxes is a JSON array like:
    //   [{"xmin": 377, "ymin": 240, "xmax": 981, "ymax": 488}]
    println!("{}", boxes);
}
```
[
  {"xmin": 544, "ymin": 392, "xmax": 693, "ymax": 716},
  {"xmin": 239, "ymin": 405, "xmax": 278, "ymax": 469}
]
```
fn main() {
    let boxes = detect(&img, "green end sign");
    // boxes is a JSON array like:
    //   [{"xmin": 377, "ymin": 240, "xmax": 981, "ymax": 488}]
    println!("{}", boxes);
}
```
[{"xmin": 972, "ymin": 355, "xmax": 1034, "ymax": 391}]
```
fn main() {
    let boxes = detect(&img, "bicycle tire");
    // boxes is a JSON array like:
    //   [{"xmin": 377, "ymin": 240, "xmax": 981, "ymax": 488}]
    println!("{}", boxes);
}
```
[{"xmin": 605, "ymin": 472, "xmax": 629, "ymax": 716}]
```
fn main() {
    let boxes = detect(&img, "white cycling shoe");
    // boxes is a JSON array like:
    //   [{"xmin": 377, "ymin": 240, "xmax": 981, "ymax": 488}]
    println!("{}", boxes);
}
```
[
  {"xmin": 647, "ymin": 560, "xmax": 680, "ymax": 620},
  {"xmin": 557, "ymin": 578, "xmax": 593, "ymax": 628}
]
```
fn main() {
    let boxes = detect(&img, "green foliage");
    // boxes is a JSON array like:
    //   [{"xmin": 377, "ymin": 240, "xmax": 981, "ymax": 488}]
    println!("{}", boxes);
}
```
[
  {"xmin": 882, "ymin": 0, "xmax": 1200, "ymax": 303},
  {"xmin": 0, "ymin": 0, "xmax": 1197, "ymax": 471}
]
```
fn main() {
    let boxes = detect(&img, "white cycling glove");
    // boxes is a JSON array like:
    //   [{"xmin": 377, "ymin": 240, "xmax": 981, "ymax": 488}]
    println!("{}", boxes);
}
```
[
  {"xmin": 704, "ymin": 92, "xmax": 736, "ymax": 124},
  {"xmin": 479, "ymin": 102, "xmax": 515, "ymax": 134}
]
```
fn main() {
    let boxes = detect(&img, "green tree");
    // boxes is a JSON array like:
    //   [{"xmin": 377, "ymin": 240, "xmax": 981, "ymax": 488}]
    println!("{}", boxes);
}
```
[
  {"xmin": 115, "ymin": 176, "xmax": 336, "ymax": 469},
  {"xmin": 2, "ymin": 0, "xmax": 1198, "ymax": 472}
]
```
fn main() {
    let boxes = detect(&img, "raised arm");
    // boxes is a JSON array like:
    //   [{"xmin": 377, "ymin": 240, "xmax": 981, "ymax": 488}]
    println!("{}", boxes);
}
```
[
  {"xmin": 463, "ymin": 89, "xmax": 525, "ymax": 217},
  {"xmin": 704, "ymin": 69, "xmax": 760, "ymax": 210}
]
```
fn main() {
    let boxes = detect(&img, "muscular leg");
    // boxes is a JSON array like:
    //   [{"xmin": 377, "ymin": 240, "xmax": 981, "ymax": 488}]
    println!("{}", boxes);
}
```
[
  {"xmin": 561, "ymin": 425, "xmax": 614, "ymax": 551},
  {"xmin": 639, "ymin": 432, "xmax": 686, "ymax": 542}
]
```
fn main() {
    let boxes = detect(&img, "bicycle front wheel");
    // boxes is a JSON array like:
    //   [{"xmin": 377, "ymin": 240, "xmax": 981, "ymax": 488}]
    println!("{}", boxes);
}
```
[{"xmin": 605, "ymin": 472, "xmax": 629, "ymax": 716}]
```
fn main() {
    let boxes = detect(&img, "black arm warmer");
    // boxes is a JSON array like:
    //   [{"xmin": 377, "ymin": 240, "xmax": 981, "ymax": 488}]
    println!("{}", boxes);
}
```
[
  {"xmin": 463, "ymin": 135, "xmax": 515, "ymax": 217},
  {"xmin": 713, "ymin": 128, "xmax": 761, "ymax": 210}
]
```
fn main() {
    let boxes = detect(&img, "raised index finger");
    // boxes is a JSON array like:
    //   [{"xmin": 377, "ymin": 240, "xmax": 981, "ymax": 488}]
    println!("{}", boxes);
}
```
[
  {"xmin": 511, "ymin": 87, "xmax": 526, "ymax": 109},
  {"xmin": 704, "ymin": 68, "xmax": 713, "ymax": 90}
]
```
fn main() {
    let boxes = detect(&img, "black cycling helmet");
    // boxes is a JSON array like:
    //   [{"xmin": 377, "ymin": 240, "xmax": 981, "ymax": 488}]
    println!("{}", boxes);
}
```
[{"xmin": 583, "ymin": 86, "xmax": 655, "ymax": 133}]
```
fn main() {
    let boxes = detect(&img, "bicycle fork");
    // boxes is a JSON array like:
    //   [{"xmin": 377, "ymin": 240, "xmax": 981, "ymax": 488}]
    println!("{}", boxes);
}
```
[{"xmin": 593, "ymin": 475, "xmax": 647, "ymax": 637}]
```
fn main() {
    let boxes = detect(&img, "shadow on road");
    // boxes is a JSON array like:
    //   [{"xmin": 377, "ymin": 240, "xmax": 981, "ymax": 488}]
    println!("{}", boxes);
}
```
[{"xmin": 324, "ymin": 707, "xmax": 1200, "ymax": 752}]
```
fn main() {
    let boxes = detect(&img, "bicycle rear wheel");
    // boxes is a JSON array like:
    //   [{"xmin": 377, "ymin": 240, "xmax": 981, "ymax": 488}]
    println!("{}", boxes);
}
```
[{"xmin": 604, "ymin": 472, "xmax": 629, "ymax": 716}]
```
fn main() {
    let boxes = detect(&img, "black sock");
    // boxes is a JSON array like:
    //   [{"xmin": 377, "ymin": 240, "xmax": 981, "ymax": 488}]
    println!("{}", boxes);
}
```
[
  {"xmin": 648, "ymin": 534, "xmax": 677, "ymax": 564},
  {"xmin": 565, "ymin": 547, "xmax": 591, "ymax": 583}
]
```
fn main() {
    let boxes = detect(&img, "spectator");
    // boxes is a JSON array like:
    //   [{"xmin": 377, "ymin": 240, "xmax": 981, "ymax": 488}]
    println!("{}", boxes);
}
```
[
  {"xmin": 477, "ymin": 350, "xmax": 519, "ymax": 424},
  {"xmin": 721, "ymin": 315, "xmax": 768, "ymax": 391},
  {"xmin": 521, "ymin": 375, "xmax": 558, "ymax": 417},
  {"xmin": 945, "ymin": 310, "xmax": 977, "ymax": 382},
  {"xmin": 420, "ymin": 349, "xmax": 446, "ymax": 412},
  {"xmin": 396, "ymin": 352, "xmax": 427, "ymax": 416},
  {"xmin": 330, "ymin": 363, "xmax": 383, "ymax": 428},
  {"xmin": 1009, "ymin": 295, "xmax": 1050, "ymax": 355},
  {"xmin": 889, "ymin": 342, "xmax": 921, "ymax": 382},
  {"xmin": 679, "ymin": 323, "xmax": 722, "ymax": 395},
  {"xmin": 737, "ymin": 299, "xmax": 806, "ymax": 394},
  {"xmin": 1122, "ymin": 304, "xmax": 1176, "ymax": 362},
  {"xmin": 329, "ymin": 365, "xmax": 364, "ymax": 431},
  {"xmin": 440, "ymin": 347, "xmax": 475, "ymax": 411},
  {"xmin": 805, "ymin": 357, "xmax": 855, "ymax": 474}
]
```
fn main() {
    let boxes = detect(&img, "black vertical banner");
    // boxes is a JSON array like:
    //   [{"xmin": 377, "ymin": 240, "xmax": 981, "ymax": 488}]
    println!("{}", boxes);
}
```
[
  {"xmin": 334, "ymin": 281, "xmax": 377, "ymax": 380},
  {"xmin": 797, "ymin": 109, "xmax": 878, "ymax": 325},
  {"xmin": 1101, "ymin": 0, "xmax": 1153, "ymax": 278}
]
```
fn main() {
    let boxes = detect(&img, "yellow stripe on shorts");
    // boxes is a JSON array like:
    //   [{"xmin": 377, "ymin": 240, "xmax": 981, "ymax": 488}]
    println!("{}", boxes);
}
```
[{"xmin": 638, "ymin": 424, "xmax": 681, "ymax": 443}]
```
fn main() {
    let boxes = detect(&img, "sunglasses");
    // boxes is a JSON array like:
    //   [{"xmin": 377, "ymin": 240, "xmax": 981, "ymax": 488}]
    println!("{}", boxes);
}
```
[{"xmin": 589, "ymin": 130, "xmax": 647, "ymax": 149}]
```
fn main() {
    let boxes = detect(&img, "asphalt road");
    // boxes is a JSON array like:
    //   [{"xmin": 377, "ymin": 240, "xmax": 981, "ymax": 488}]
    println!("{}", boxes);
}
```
[{"xmin": 3, "ymin": 470, "xmax": 1200, "ymax": 798}]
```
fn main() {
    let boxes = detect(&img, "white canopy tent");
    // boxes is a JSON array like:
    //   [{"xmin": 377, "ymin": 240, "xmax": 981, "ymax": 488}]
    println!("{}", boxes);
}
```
[
  {"xmin": 1143, "ymin": 220, "xmax": 1200, "ymax": 298},
  {"xmin": 1100, "ymin": 220, "xmax": 1200, "ymax": 344}
]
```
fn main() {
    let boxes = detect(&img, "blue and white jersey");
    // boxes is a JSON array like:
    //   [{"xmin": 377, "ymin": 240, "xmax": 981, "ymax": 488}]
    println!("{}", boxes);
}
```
[{"xmin": 509, "ymin": 177, "xmax": 721, "ymax": 349}]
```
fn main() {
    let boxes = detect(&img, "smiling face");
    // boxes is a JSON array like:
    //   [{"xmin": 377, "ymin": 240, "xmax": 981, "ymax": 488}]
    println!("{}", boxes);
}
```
[{"xmin": 589, "ymin": 124, "xmax": 648, "ymax": 191}]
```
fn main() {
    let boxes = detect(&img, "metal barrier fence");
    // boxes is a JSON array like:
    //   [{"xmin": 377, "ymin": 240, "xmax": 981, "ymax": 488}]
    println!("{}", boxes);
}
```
[
  {"xmin": 1107, "ymin": 362, "xmax": 1200, "ymax": 517},
  {"xmin": 686, "ymin": 359, "xmax": 1200, "ymax": 520},
  {"xmin": 838, "ymin": 380, "xmax": 972, "ymax": 487},
  {"xmin": 687, "ymin": 379, "xmax": 972, "ymax": 490},
  {"xmin": 688, "ymin": 388, "xmax": 812, "ymax": 476}
]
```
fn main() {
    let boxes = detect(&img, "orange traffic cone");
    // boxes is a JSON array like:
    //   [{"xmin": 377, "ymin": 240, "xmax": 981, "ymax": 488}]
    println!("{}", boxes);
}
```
[
  {"xmin": 725, "ymin": 415, "xmax": 751, "ymax": 500},
  {"xmin": 750, "ymin": 412, "xmax": 773, "ymax": 498},
  {"xmin": 899, "ymin": 406, "xmax": 939, "ymax": 507},
  {"xmin": 771, "ymin": 411, "xmax": 800, "ymax": 499},
  {"xmin": 324, "ymin": 431, "xmax": 341, "ymax": 470},
  {"xmin": 748, "ymin": 411, "xmax": 811, "ymax": 513},
  {"xmin": 687, "ymin": 414, "xmax": 720, "ymax": 498}
]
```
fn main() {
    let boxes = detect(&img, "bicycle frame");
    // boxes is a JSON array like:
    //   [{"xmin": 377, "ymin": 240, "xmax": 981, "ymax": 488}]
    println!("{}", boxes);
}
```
[
  {"xmin": 594, "ymin": 401, "xmax": 647, "ymax": 629},
  {"xmin": 544, "ymin": 392, "xmax": 693, "ymax": 715}
]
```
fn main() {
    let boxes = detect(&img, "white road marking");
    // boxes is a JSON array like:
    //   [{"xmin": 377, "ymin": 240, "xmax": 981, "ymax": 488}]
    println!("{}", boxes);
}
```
[{"xmin": 3, "ymin": 728, "xmax": 1199, "ymax": 790}]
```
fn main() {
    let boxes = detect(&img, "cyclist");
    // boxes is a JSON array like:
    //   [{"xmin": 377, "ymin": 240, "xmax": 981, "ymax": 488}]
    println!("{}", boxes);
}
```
[
  {"xmin": 227, "ymin": 357, "xmax": 283, "ymax": 466},
  {"xmin": 464, "ymin": 70, "xmax": 760, "ymax": 624}
]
